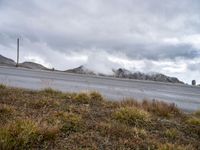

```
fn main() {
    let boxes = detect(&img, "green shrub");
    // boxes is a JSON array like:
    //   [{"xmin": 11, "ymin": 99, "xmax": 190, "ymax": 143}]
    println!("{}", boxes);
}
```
[{"xmin": 113, "ymin": 107, "xmax": 149, "ymax": 127}]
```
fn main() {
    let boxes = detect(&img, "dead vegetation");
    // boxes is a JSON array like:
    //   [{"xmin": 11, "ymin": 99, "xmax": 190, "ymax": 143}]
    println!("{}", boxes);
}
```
[{"xmin": 0, "ymin": 84, "xmax": 199, "ymax": 149}]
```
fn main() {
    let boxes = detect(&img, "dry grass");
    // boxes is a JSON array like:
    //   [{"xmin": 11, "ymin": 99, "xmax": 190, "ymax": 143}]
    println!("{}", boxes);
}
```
[
  {"xmin": 158, "ymin": 143, "xmax": 194, "ymax": 150},
  {"xmin": 0, "ymin": 85, "xmax": 199, "ymax": 149},
  {"xmin": 60, "ymin": 113, "xmax": 83, "ymax": 134},
  {"xmin": 0, "ymin": 104, "xmax": 15, "ymax": 124},
  {"xmin": 0, "ymin": 119, "xmax": 39, "ymax": 150},
  {"xmin": 38, "ymin": 124, "xmax": 60, "ymax": 141},
  {"xmin": 113, "ymin": 107, "xmax": 149, "ymax": 127},
  {"xmin": 0, "ymin": 104, "xmax": 14, "ymax": 115},
  {"xmin": 194, "ymin": 110, "xmax": 200, "ymax": 117},
  {"xmin": 164, "ymin": 128, "xmax": 178, "ymax": 140},
  {"xmin": 0, "ymin": 84, "xmax": 6, "ymax": 89},
  {"xmin": 186, "ymin": 117, "xmax": 200, "ymax": 126},
  {"xmin": 89, "ymin": 91, "xmax": 104, "ymax": 102},
  {"xmin": 74, "ymin": 92, "xmax": 90, "ymax": 104},
  {"xmin": 119, "ymin": 99, "xmax": 181, "ymax": 117},
  {"xmin": 28, "ymin": 98, "xmax": 60, "ymax": 109}
]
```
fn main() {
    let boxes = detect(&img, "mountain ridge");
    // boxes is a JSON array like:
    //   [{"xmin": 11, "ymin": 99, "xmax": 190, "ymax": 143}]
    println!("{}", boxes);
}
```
[
  {"xmin": 66, "ymin": 66, "xmax": 184, "ymax": 84},
  {"xmin": 0, "ymin": 54, "xmax": 184, "ymax": 84}
]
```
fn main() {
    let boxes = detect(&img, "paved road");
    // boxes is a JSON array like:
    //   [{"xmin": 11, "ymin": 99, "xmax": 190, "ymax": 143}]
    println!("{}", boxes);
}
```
[{"xmin": 0, "ymin": 66, "xmax": 200, "ymax": 111}]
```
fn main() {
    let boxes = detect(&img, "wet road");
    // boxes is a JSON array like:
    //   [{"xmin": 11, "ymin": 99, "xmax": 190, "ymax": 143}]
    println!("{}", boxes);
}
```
[{"xmin": 0, "ymin": 66, "xmax": 200, "ymax": 111}]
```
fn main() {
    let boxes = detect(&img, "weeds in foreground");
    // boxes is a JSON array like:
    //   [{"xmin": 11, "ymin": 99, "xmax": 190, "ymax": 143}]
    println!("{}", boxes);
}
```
[
  {"xmin": 164, "ymin": 128, "xmax": 178, "ymax": 140},
  {"xmin": 113, "ymin": 107, "xmax": 149, "ymax": 127},
  {"xmin": 0, "ymin": 119, "xmax": 62, "ymax": 149},
  {"xmin": 73, "ymin": 91, "xmax": 104, "ymax": 104},
  {"xmin": 28, "ymin": 98, "xmax": 60, "ymax": 109},
  {"xmin": 0, "ymin": 84, "xmax": 6, "ymax": 89},
  {"xmin": 0, "ymin": 120, "xmax": 38, "ymax": 150},
  {"xmin": 40, "ymin": 88, "xmax": 61, "ymax": 95},
  {"xmin": 0, "ymin": 86, "xmax": 199, "ymax": 149},
  {"xmin": 0, "ymin": 104, "xmax": 14, "ymax": 123},
  {"xmin": 74, "ymin": 92, "xmax": 90, "ymax": 104},
  {"xmin": 158, "ymin": 143, "xmax": 194, "ymax": 150},
  {"xmin": 39, "ymin": 88, "xmax": 68, "ymax": 99},
  {"xmin": 120, "ymin": 99, "xmax": 181, "ymax": 117},
  {"xmin": 194, "ymin": 110, "xmax": 200, "ymax": 117},
  {"xmin": 89, "ymin": 91, "xmax": 103, "ymax": 102},
  {"xmin": 60, "ymin": 113, "xmax": 83, "ymax": 134},
  {"xmin": 186, "ymin": 117, "xmax": 200, "ymax": 125},
  {"xmin": 0, "ymin": 104, "xmax": 14, "ymax": 115},
  {"xmin": 38, "ymin": 124, "xmax": 60, "ymax": 141}
]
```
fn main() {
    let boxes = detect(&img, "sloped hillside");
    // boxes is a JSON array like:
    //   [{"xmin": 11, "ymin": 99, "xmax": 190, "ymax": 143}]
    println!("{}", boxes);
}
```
[
  {"xmin": 0, "ymin": 55, "xmax": 16, "ymax": 66},
  {"xmin": 0, "ymin": 85, "xmax": 199, "ymax": 149}
]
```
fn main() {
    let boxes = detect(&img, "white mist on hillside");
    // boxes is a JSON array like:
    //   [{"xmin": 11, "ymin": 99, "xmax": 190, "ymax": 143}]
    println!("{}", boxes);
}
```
[
  {"xmin": 1, "ymin": 40, "xmax": 200, "ymax": 84},
  {"xmin": 84, "ymin": 51, "xmax": 119, "ymax": 75}
]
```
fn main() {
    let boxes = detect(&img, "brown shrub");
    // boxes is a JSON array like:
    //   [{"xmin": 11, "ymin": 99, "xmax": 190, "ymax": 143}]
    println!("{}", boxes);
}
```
[
  {"xmin": 74, "ymin": 92, "xmax": 90, "ymax": 104},
  {"xmin": 113, "ymin": 107, "xmax": 149, "ymax": 127},
  {"xmin": 119, "ymin": 99, "xmax": 181, "ymax": 117},
  {"xmin": 89, "ymin": 91, "xmax": 103, "ymax": 102},
  {"xmin": 0, "ymin": 119, "xmax": 39, "ymax": 149},
  {"xmin": 158, "ymin": 143, "xmax": 194, "ymax": 150}
]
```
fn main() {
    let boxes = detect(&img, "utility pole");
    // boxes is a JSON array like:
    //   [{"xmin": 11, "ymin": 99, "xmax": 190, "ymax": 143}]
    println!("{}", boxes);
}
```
[{"xmin": 16, "ymin": 38, "xmax": 19, "ymax": 67}]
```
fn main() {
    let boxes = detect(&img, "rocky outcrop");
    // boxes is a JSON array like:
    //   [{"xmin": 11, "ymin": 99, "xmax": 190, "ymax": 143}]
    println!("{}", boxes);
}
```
[
  {"xmin": 66, "ymin": 66, "xmax": 184, "ymax": 84},
  {"xmin": 113, "ymin": 68, "xmax": 184, "ymax": 84},
  {"xmin": 65, "ymin": 65, "xmax": 95, "ymax": 75}
]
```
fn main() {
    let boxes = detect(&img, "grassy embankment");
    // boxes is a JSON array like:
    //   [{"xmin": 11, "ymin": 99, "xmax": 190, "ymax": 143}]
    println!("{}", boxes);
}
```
[{"xmin": 0, "ymin": 84, "xmax": 200, "ymax": 150}]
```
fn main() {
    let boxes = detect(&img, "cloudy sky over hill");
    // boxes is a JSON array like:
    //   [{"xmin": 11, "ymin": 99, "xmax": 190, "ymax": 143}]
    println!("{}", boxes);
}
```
[{"xmin": 0, "ymin": 0, "xmax": 200, "ymax": 83}]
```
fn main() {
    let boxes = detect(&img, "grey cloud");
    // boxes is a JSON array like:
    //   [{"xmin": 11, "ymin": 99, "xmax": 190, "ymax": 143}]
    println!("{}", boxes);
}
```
[
  {"xmin": 0, "ymin": 0, "xmax": 200, "ymax": 83},
  {"xmin": 187, "ymin": 63, "xmax": 200, "ymax": 71}
]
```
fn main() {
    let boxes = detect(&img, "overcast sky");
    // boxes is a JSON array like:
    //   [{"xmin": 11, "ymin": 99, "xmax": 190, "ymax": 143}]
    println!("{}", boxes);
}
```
[{"xmin": 0, "ymin": 0, "xmax": 200, "ymax": 83}]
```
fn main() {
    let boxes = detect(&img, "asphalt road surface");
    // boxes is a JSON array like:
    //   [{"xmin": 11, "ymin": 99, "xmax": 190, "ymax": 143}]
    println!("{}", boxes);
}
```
[{"xmin": 0, "ymin": 66, "xmax": 200, "ymax": 111}]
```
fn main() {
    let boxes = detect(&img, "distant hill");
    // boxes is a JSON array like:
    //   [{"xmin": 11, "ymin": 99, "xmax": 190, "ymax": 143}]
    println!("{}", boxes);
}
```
[
  {"xmin": 0, "ymin": 54, "xmax": 48, "ymax": 70},
  {"xmin": 0, "ymin": 55, "xmax": 16, "ymax": 66},
  {"xmin": 19, "ymin": 62, "xmax": 48, "ymax": 70}
]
